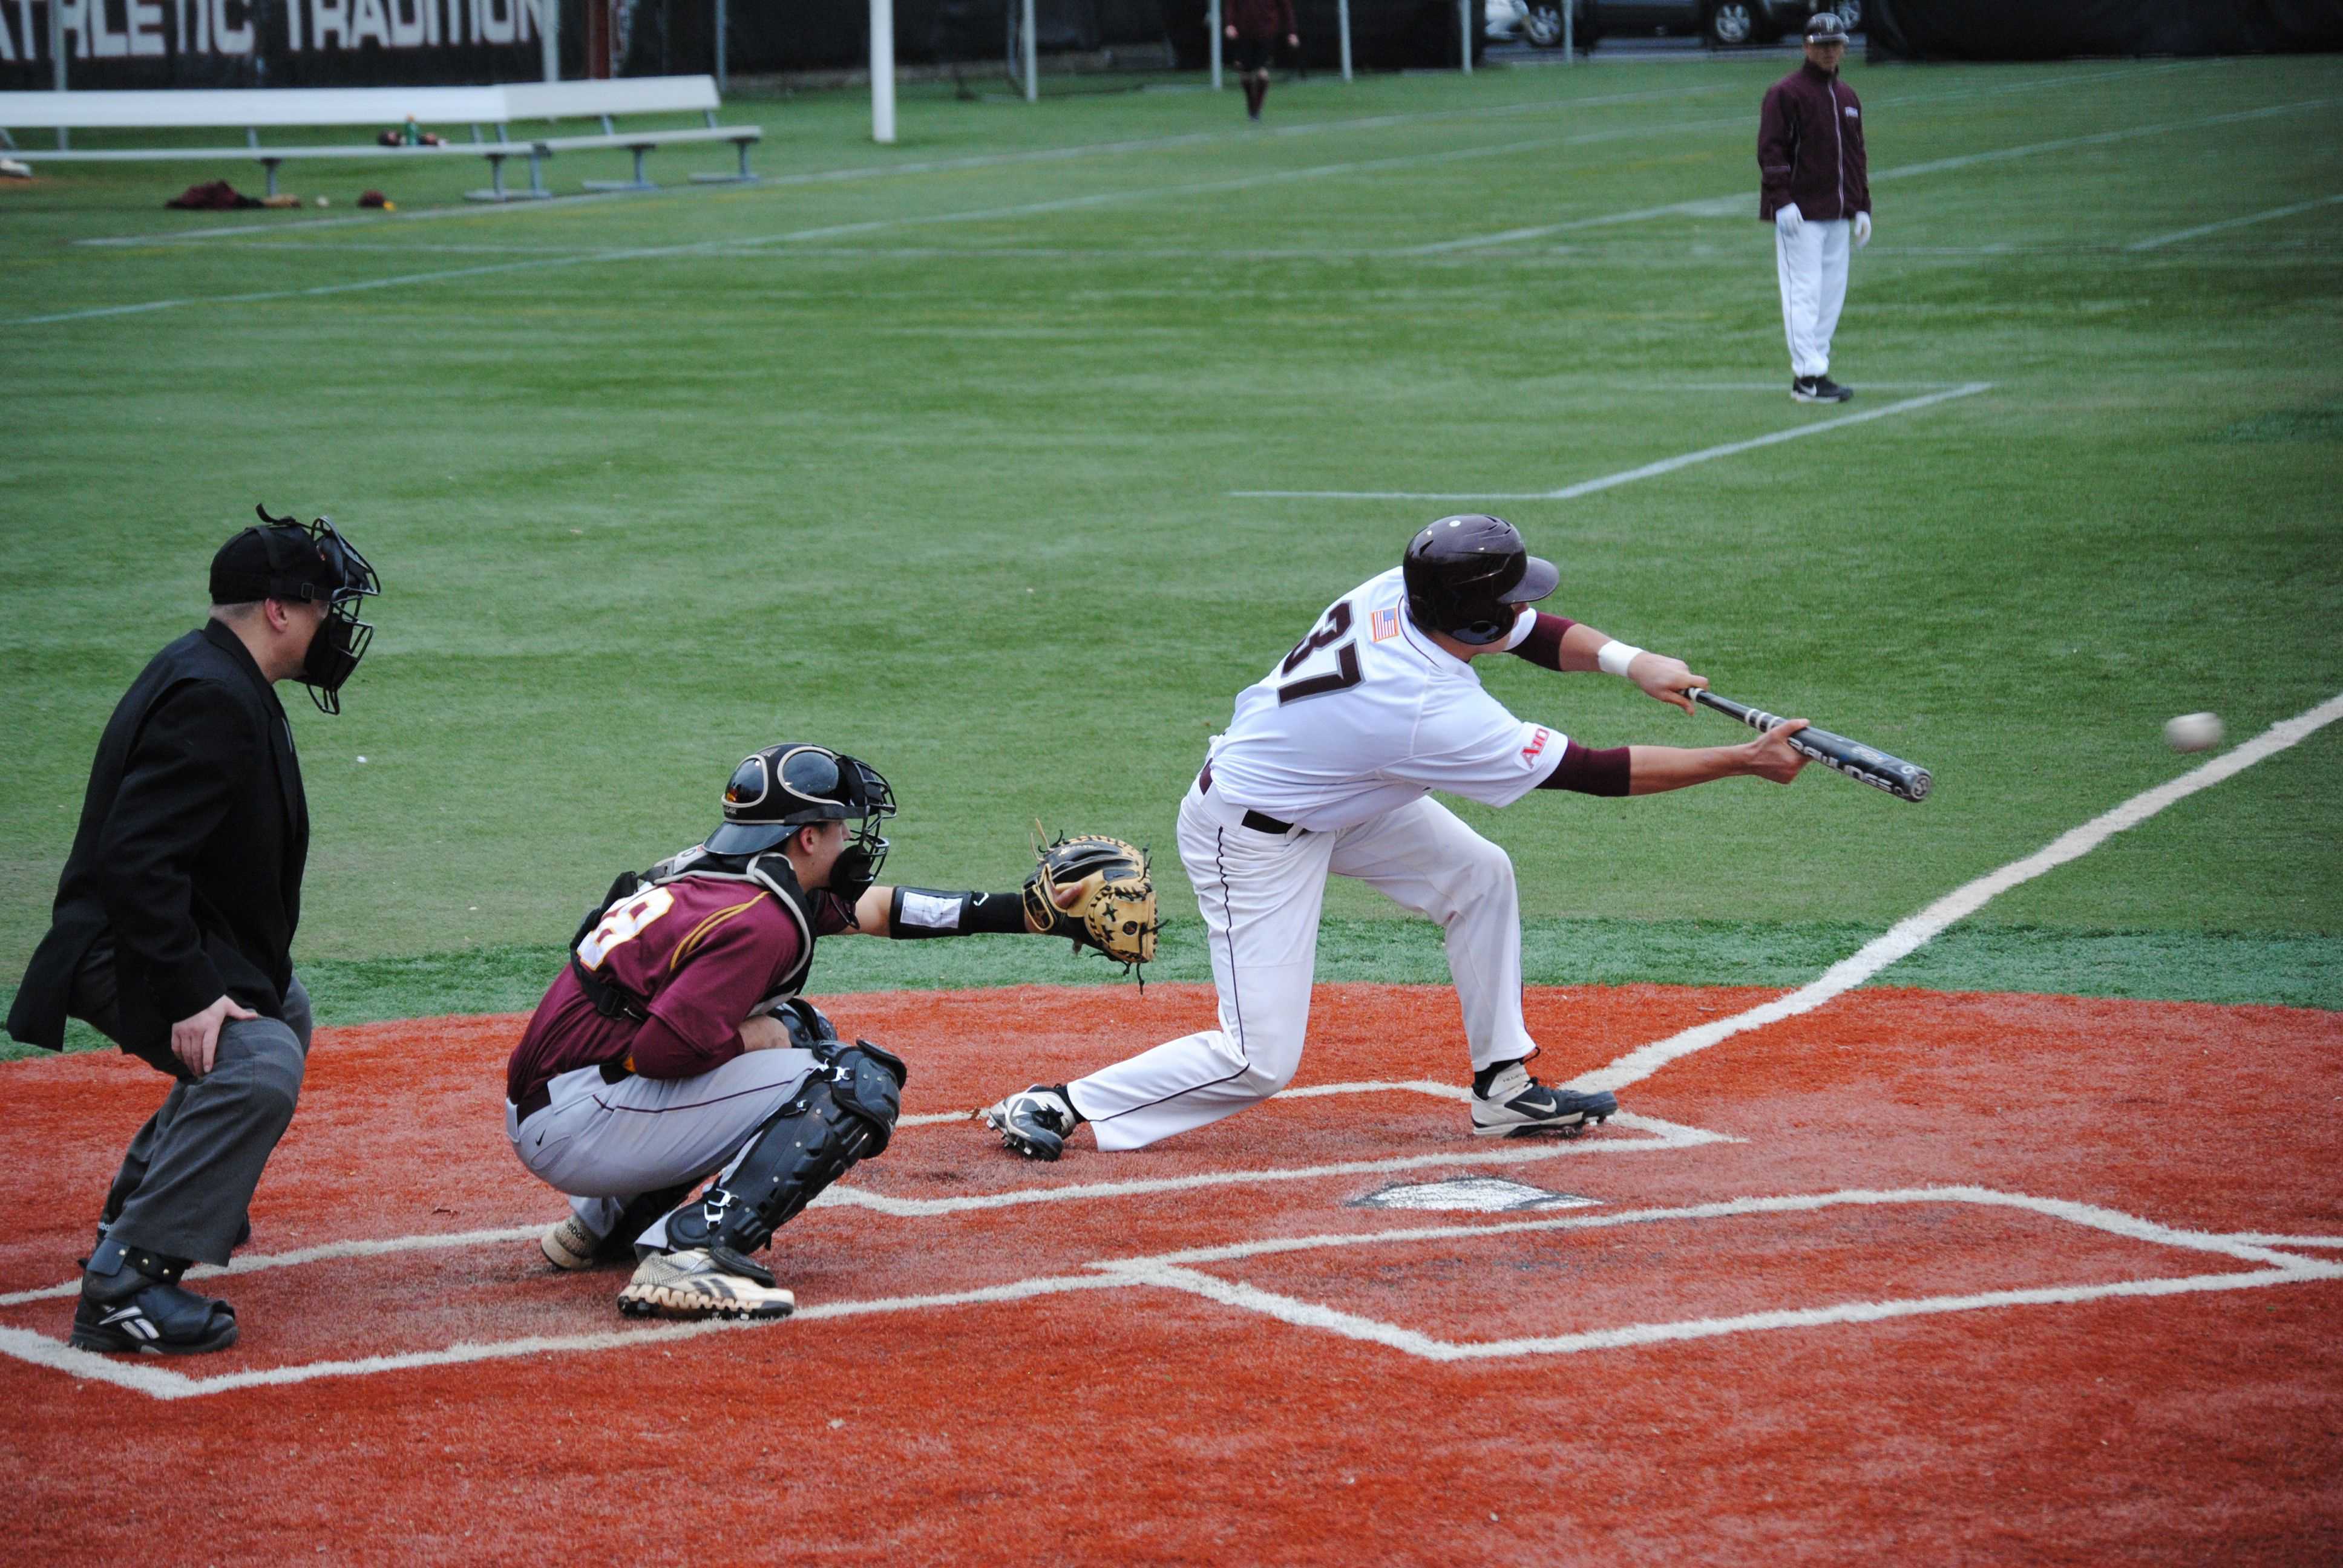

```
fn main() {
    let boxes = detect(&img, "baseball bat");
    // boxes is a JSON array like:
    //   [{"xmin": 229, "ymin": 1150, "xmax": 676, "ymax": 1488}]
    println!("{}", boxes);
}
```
[{"xmin": 1689, "ymin": 689, "xmax": 1933, "ymax": 803}]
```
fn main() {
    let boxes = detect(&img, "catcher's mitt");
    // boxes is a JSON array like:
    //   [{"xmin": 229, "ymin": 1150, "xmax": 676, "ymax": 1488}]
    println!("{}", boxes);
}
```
[{"xmin": 1023, "ymin": 825, "xmax": 1159, "ymax": 979}]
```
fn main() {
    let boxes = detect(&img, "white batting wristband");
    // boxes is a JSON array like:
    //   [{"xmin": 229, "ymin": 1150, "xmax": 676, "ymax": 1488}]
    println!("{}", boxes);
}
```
[{"xmin": 1596, "ymin": 641, "xmax": 1645, "ymax": 679}]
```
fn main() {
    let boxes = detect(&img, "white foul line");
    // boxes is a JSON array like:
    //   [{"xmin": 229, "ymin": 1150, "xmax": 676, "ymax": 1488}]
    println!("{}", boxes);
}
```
[
  {"xmin": 2125, "ymin": 192, "xmax": 2343, "ymax": 252},
  {"xmin": 1573, "ymin": 690, "xmax": 2343, "ymax": 1096},
  {"xmin": 1232, "ymin": 383, "xmax": 1993, "ymax": 501},
  {"xmin": 1093, "ymin": 1186, "xmax": 2343, "ymax": 1362}
]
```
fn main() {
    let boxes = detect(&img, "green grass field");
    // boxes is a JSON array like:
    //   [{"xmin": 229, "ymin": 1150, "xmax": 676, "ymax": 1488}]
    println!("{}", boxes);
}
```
[{"xmin": 4, "ymin": 54, "xmax": 2340, "ymax": 1056}]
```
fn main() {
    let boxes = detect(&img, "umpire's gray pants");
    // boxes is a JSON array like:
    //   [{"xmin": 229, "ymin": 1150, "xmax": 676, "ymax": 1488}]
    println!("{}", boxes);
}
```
[
  {"xmin": 506, "ymin": 1048, "xmax": 821, "ymax": 1255},
  {"xmin": 71, "ymin": 948, "xmax": 311, "ymax": 1268}
]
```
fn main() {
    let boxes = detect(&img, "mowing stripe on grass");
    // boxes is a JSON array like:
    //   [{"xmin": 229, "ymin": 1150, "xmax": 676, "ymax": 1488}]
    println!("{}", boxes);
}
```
[
  {"xmin": 70, "ymin": 80, "xmax": 1742, "ymax": 250},
  {"xmin": 2125, "ymin": 193, "xmax": 2343, "ymax": 252},
  {"xmin": 1417, "ymin": 94, "xmax": 2336, "ymax": 254},
  {"xmin": 1230, "ymin": 382, "xmax": 1992, "ymax": 500},
  {"xmin": 1575, "ymin": 690, "xmax": 2343, "ymax": 1097}
]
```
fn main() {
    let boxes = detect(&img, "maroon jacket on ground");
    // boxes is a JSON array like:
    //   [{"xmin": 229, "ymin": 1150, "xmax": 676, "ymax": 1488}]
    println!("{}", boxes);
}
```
[
  {"xmin": 1225, "ymin": 0, "xmax": 1294, "ymax": 41},
  {"xmin": 1758, "ymin": 60, "xmax": 1870, "ymax": 223}
]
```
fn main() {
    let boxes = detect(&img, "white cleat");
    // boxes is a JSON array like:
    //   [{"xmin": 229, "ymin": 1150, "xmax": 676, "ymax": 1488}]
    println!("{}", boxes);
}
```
[
  {"xmin": 617, "ymin": 1248, "xmax": 796, "ymax": 1320},
  {"xmin": 540, "ymin": 1215, "xmax": 604, "ymax": 1272},
  {"xmin": 1471, "ymin": 1061, "xmax": 1617, "ymax": 1138}
]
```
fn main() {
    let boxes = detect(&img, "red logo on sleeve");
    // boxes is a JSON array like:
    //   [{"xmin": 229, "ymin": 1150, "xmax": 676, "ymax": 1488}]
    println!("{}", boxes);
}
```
[{"xmin": 1521, "ymin": 727, "xmax": 1550, "ymax": 761}]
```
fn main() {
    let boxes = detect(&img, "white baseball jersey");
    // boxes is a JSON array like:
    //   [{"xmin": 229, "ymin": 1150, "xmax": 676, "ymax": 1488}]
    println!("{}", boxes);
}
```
[{"xmin": 1202, "ymin": 567, "xmax": 1570, "ymax": 832}]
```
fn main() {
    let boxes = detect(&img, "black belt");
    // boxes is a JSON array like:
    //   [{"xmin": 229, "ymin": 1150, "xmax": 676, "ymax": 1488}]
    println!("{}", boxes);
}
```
[
  {"xmin": 515, "ymin": 1058, "xmax": 634, "ymax": 1126},
  {"xmin": 1197, "ymin": 762, "xmax": 1295, "ymax": 836}
]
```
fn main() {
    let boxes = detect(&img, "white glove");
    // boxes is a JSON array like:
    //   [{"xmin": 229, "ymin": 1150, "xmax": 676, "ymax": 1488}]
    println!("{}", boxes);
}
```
[
  {"xmin": 1775, "ymin": 203, "xmax": 1804, "ymax": 240},
  {"xmin": 1852, "ymin": 211, "xmax": 1872, "ymax": 249}
]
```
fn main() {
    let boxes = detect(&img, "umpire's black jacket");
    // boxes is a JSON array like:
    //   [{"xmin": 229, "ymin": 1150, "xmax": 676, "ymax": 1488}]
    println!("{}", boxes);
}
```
[{"xmin": 7, "ymin": 620, "xmax": 308, "ymax": 1057}]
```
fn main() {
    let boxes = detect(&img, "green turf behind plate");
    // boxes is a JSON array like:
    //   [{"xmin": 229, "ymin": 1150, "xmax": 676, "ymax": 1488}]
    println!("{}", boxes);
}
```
[{"xmin": 4, "ymin": 59, "xmax": 2338, "ymax": 1026}]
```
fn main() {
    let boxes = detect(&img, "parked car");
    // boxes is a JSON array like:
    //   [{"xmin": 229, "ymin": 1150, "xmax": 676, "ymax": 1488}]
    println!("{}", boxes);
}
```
[
  {"xmin": 1590, "ymin": 0, "xmax": 1858, "ymax": 48},
  {"xmin": 1487, "ymin": 0, "xmax": 1596, "ymax": 49}
]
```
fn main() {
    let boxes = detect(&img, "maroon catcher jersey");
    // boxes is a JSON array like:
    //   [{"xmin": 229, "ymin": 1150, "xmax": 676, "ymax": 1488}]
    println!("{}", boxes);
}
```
[{"xmin": 506, "ymin": 875, "xmax": 852, "ymax": 1104}]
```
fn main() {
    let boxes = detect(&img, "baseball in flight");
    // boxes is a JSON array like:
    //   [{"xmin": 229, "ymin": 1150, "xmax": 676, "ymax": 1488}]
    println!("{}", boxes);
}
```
[{"xmin": 2163, "ymin": 712, "xmax": 2223, "ymax": 753}]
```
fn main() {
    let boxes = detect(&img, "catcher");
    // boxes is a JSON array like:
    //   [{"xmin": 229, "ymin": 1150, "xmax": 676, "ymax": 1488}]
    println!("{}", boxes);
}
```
[{"xmin": 502, "ymin": 742, "xmax": 1155, "ymax": 1320}]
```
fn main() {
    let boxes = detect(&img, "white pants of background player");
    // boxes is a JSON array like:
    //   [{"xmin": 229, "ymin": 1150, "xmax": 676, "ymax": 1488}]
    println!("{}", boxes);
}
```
[
  {"xmin": 1776, "ymin": 216, "xmax": 1851, "ymax": 379},
  {"xmin": 505, "ymin": 1047, "xmax": 821, "ymax": 1251},
  {"xmin": 1066, "ymin": 778, "xmax": 1536, "ymax": 1151}
]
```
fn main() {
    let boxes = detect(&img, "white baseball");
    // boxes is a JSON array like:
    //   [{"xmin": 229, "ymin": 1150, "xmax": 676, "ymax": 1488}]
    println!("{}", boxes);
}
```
[{"xmin": 2163, "ymin": 712, "xmax": 2223, "ymax": 753}]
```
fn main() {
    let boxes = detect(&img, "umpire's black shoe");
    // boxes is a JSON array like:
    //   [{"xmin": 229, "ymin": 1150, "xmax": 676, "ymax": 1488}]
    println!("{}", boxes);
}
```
[
  {"xmin": 69, "ymin": 1238, "xmax": 238, "ymax": 1355},
  {"xmin": 1792, "ymin": 374, "xmax": 1854, "ymax": 403},
  {"xmin": 983, "ymin": 1085, "xmax": 1081, "ymax": 1161},
  {"xmin": 1470, "ymin": 1060, "xmax": 1618, "ymax": 1138}
]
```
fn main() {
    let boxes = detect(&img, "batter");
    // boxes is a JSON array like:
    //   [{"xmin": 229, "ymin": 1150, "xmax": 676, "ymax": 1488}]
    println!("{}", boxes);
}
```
[{"xmin": 985, "ymin": 515, "xmax": 1812, "ymax": 1158}]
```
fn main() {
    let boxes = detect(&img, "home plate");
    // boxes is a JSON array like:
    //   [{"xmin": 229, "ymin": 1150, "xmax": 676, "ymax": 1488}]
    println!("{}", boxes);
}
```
[{"xmin": 1347, "ymin": 1178, "xmax": 1599, "ymax": 1213}]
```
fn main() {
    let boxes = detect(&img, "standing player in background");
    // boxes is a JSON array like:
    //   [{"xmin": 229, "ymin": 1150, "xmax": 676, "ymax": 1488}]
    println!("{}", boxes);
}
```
[
  {"xmin": 985, "ymin": 515, "xmax": 1811, "ymax": 1161},
  {"xmin": 505, "ymin": 743, "xmax": 1122, "ymax": 1320},
  {"xmin": 1225, "ymin": 0, "xmax": 1299, "ymax": 121},
  {"xmin": 1761, "ymin": 12, "xmax": 1870, "ymax": 404}
]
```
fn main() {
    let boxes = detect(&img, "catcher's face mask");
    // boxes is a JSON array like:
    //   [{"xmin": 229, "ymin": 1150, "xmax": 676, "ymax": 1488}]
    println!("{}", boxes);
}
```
[{"xmin": 709, "ymin": 744, "xmax": 896, "ymax": 901}]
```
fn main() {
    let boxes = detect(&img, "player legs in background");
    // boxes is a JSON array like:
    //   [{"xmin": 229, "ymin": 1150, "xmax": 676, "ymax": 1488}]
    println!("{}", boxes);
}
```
[{"xmin": 1778, "ymin": 216, "xmax": 1853, "ymax": 403}]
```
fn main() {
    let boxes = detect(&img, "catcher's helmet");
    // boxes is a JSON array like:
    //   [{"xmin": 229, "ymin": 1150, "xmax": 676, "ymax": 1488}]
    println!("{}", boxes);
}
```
[
  {"xmin": 1803, "ymin": 10, "xmax": 1850, "ymax": 44},
  {"xmin": 1401, "ymin": 515, "xmax": 1559, "ymax": 645},
  {"xmin": 209, "ymin": 505, "xmax": 381, "ymax": 716},
  {"xmin": 707, "ymin": 743, "xmax": 896, "ymax": 865}
]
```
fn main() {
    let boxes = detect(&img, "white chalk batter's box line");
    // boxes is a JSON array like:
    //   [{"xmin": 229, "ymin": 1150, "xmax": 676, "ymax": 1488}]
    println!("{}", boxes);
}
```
[{"xmin": 4, "ymin": 1174, "xmax": 2339, "ymax": 1399}]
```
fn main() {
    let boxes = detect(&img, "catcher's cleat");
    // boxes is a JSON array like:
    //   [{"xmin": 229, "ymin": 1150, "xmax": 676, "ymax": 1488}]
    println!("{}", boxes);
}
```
[
  {"xmin": 981, "ymin": 1085, "xmax": 1080, "ymax": 1161},
  {"xmin": 68, "ymin": 1240, "xmax": 238, "ymax": 1355},
  {"xmin": 617, "ymin": 1247, "xmax": 795, "ymax": 1321},
  {"xmin": 542, "ymin": 1214, "xmax": 605, "ymax": 1272},
  {"xmin": 1470, "ymin": 1061, "xmax": 1617, "ymax": 1139}
]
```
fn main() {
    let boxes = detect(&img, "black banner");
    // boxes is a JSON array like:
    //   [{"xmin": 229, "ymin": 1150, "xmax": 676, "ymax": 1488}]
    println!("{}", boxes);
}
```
[
  {"xmin": 0, "ymin": 0, "xmax": 542, "ymax": 90},
  {"xmin": 1869, "ymin": 0, "xmax": 2343, "ymax": 61}
]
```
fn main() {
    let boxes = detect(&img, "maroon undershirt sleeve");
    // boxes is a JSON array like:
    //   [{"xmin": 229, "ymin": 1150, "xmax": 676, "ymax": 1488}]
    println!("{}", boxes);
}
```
[
  {"xmin": 1538, "ymin": 739, "xmax": 1631, "ymax": 797},
  {"xmin": 1510, "ymin": 612, "xmax": 1579, "ymax": 672}
]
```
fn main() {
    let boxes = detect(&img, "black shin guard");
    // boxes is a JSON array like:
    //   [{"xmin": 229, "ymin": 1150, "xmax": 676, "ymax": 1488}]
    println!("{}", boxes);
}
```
[{"xmin": 664, "ymin": 1043, "xmax": 908, "ymax": 1256}]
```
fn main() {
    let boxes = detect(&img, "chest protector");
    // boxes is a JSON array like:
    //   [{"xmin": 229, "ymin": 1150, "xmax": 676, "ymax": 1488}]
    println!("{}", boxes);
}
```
[{"xmin": 567, "ymin": 845, "xmax": 819, "ymax": 1024}]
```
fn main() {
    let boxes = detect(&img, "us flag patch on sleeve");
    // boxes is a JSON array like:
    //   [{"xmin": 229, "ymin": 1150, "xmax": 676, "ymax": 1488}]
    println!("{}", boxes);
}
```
[{"xmin": 1371, "ymin": 607, "xmax": 1400, "ymax": 641}]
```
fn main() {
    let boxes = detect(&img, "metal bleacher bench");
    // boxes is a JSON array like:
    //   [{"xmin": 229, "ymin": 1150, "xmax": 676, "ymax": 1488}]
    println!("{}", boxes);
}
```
[{"xmin": 0, "ymin": 75, "xmax": 760, "ymax": 202}]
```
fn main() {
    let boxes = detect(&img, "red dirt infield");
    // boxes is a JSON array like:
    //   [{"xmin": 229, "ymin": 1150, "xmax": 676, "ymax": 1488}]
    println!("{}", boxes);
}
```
[{"xmin": 2, "ymin": 982, "xmax": 2338, "ymax": 1565}]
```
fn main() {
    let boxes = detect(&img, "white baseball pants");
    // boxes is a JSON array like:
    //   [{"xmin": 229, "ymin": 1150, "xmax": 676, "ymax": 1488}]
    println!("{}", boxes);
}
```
[
  {"xmin": 505, "ymin": 1047, "xmax": 821, "ymax": 1250},
  {"xmin": 1066, "ymin": 779, "xmax": 1538, "ymax": 1151},
  {"xmin": 1775, "ymin": 216, "xmax": 1851, "ymax": 378}
]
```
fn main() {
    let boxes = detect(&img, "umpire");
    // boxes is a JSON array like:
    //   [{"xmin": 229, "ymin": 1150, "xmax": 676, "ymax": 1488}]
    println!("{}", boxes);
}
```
[{"xmin": 6, "ymin": 507, "xmax": 379, "ymax": 1354}]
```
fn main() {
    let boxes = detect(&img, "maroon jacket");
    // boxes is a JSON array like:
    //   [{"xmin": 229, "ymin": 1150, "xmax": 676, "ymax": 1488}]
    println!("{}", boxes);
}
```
[
  {"xmin": 1758, "ymin": 61, "xmax": 1870, "ymax": 222},
  {"xmin": 1225, "ymin": 0, "xmax": 1294, "ymax": 41}
]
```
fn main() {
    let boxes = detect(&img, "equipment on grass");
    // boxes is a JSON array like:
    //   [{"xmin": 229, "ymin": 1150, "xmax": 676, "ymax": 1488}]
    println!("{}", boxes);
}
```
[
  {"xmin": 617, "ymin": 1247, "xmax": 796, "ymax": 1320},
  {"xmin": 1469, "ymin": 1062, "xmax": 1616, "ymax": 1139},
  {"xmin": 658, "ymin": 1040, "xmax": 908, "ymax": 1258},
  {"xmin": 1400, "ymin": 515, "xmax": 1559, "ymax": 645},
  {"xmin": 983, "ymin": 1085, "xmax": 1080, "ymax": 1161},
  {"xmin": 1691, "ymin": 689, "xmax": 1931, "ymax": 802},
  {"xmin": 1023, "ymin": 830, "xmax": 1159, "ymax": 976}
]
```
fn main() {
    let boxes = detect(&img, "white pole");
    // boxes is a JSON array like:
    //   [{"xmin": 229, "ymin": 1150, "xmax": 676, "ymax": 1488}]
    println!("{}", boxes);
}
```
[
  {"xmin": 1563, "ymin": 0, "xmax": 1573, "ymax": 59},
  {"xmin": 1021, "ymin": 0, "xmax": 1038, "ymax": 101},
  {"xmin": 50, "ymin": 0, "xmax": 67, "ymax": 149},
  {"xmin": 1458, "ymin": 0, "xmax": 1472, "ymax": 73},
  {"xmin": 542, "ymin": 0, "xmax": 559, "ymax": 81},
  {"xmin": 1208, "ymin": 0, "xmax": 1222, "ymax": 90},
  {"xmin": 714, "ymin": 0, "xmax": 727, "ymax": 92},
  {"xmin": 870, "ymin": 0, "xmax": 896, "ymax": 143},
  {"xmin": 1337, "ymin": 0, "xmax": 1352, "ymax": 81}
]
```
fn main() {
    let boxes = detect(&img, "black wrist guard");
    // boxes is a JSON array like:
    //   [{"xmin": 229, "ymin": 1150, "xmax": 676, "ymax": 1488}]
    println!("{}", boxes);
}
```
[{"xmin": 888, "ymin": 887, "xmax": 1029, "ymax": 939}]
